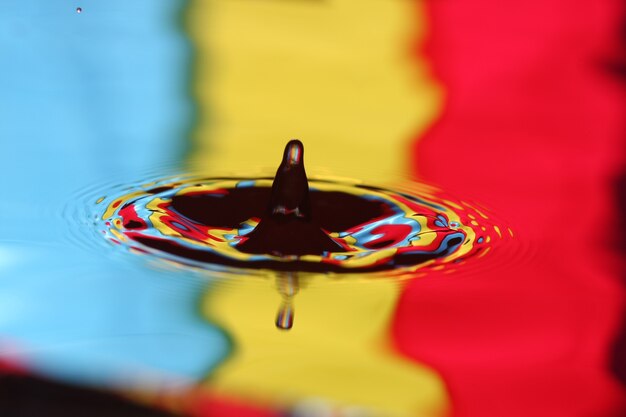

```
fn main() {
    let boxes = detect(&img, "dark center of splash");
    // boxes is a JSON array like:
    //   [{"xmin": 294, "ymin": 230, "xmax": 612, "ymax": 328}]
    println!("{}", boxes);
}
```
[{"xmin": 96, "ymin": 140, "xmax": 504, "ymax": 273}]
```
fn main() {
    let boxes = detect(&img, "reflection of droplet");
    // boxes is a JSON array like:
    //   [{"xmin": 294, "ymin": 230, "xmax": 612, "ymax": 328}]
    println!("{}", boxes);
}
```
[
  {"xmin": 277, "ymin": 273, "xmax": 299, "ymax": 298},
  {"xmin": 276, "ymin": 302, "xmax": 294, "ymax": 330},
  {"xmin": 76, "ymin": 7, "xmax": 82, "ymax": 13},
  {"xmin": 275, "ymin": 274, "xmax": 297, "ymax": 330}
]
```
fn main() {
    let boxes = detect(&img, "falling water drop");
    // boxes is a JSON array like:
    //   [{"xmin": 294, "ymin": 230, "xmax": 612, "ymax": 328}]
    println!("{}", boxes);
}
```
[{"xmin": 276, "ymin": 302, "xmax": 294, "ymax": 331}]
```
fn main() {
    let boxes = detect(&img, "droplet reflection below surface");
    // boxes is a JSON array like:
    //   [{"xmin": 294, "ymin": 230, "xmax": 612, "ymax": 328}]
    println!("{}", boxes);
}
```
[{"xmin": 276, "ymin": 302, "xmax": 294, "ymax": 331}]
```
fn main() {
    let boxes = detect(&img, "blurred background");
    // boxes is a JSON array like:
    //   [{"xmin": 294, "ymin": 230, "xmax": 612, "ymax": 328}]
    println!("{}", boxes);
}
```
[{"xmin": 1, "ymin": 1, "xmax": 625, "ymax": 416}]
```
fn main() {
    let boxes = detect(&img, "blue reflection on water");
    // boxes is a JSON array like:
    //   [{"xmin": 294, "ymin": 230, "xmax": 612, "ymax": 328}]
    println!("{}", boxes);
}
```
[{"xmin": 0, "ymin": 0, "xmax": 228, "ymax": 387}]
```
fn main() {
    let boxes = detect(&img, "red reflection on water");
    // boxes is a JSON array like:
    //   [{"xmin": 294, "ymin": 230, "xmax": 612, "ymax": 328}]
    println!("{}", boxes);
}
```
[{"xmin": 396, "ymin": 1, "xmax": 626, "ymax": 416}]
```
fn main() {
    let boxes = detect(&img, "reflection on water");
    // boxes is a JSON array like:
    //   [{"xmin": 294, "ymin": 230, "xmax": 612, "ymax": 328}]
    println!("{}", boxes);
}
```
[
  {"xmin": 65, "ymin": 145, "xmax": 510, "ymax": 416},
  {"xmin": 94, "ymin": 174, "xmax": 507, "ymax": 274},
  {"xmin": 1, "ymin": 0, "xmax": 625, "ymax": 416},
  {"xmin": 46, "ymin": 134, "xmax": 512, "ymax": 416},
  {"xmin": 275, "ymin": 274, "xmax": 297, "ymax": 331},
  {"xmin": 198, "ymin": 274, "xmax": 448, "ymax": 417}
]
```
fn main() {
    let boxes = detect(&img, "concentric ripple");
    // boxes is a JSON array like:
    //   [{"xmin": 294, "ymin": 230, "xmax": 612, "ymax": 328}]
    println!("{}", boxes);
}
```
[{"xmin": 95, "ymin": 176, "xmax": 509, "ymax": 273}]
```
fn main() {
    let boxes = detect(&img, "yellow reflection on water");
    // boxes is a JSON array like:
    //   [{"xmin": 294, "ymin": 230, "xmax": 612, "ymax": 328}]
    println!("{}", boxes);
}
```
[
  {"xmin": 186, "ymin": 0, "xmax": 448, "ymax": 414},
  {"xmin": 201, "ymin": 275, "xmax": 448, "ymax": 416}
]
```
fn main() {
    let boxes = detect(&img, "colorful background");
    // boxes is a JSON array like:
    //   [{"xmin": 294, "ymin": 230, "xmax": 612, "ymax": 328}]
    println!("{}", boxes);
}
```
[{"xmin": 1, "ymin": 1, "xmax": 625, "ymax": 416}]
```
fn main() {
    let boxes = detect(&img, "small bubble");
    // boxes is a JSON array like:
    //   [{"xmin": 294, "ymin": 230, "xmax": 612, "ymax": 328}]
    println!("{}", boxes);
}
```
[{"xmin": 76, "ymin": 7, "xmax": 82, "ymax": 13}]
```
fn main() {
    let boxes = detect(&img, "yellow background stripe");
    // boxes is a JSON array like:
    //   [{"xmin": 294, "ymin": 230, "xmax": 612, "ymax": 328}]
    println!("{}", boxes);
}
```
[
  {"xmin": 186, "ymin": 0, "xmax": 448, "ymax": 414},
  {"xmin": 187, "ymin": 0, "xmax": 442, "ymax": 183}
]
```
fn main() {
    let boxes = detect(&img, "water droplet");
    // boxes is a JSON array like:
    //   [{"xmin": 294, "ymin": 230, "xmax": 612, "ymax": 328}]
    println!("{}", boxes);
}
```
[
  {"xmin": 96, "ymin": 141, "xmax": 504, "ymax": 273},
  {"xmin": 276, "ymin": 302, "xmax": 294, "ymax": 330},
  {"xmin": 239, "ymin": 140, "xmax": 344, "ymax": 256},
  {"xmin": 76, "ymin": 7, "xmax": 82, "ymax": 13}
]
